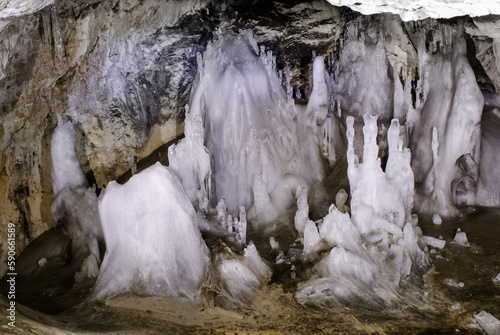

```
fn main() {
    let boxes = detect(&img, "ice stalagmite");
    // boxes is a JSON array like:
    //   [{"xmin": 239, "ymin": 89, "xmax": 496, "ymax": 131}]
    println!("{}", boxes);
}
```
[
  {"xmin": 188, "ymin": 30, "xmax": 325, "ymax": 224},
  {"xmin": 168, "ymin": 106, "xmax": 211, "ymax": 211},
  {"xmin": 50, "ymin": 115, "xmax": 102, "ymax": 282},
  {"xmin": 92, "ymin": 163, "xmax": 209, "ymax": 300},
  {"xmin": 297, "ymin": 115, "xmax": 430, "ymax": 309}
]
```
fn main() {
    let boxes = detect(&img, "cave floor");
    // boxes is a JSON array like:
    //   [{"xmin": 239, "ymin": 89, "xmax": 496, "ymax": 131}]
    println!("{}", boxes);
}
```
[{"xmin": 1, "ymin": 208, "xmax": 500, "ymax": 334}]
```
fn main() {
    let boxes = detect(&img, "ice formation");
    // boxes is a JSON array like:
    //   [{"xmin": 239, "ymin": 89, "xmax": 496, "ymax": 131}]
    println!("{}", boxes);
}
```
[
  {"xmin": 213, "ymin": 242, "xmax": 271, "ymax": 309},
  {"xmin": 187, "ymin": 30, "xmax": 325, "ymax": 224},
  {"xmin": 92, "ymin": 163, "xmax": 209, "ymax": 300},
  {"xmin": 296, "ymin": 115, "xmax": 430, "ymax": 308},
  {"xmin": 474, "ymin": 311, "xmax": 500, "ymax": 335},
  {"xmin": 494, "ymin": 272, "xmax": 500, "ymax": 285},
  {"xmin": 408, "ymin": 24, "xmax": 483, "ymax": 216},
  {"xmin": 452, "ymin": 228, "xmax": 469, "ymax": 246},
  {"xmin": 168, "ymin": 107, "xmax": 211, "ymax": 211},
  {"xmin": 50, "ymin": 115, "xmax": 102, "ymax": 282}
]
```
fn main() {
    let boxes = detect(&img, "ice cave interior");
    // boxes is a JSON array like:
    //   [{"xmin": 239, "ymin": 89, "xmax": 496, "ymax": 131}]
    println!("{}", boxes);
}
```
[{"xmin": 1, "ymin": 0, "xmax": 500, "ymax": 334}]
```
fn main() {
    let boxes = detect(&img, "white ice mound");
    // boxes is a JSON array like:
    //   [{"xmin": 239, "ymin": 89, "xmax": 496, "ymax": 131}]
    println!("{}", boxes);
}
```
[
  {"xmin": 51, "ymin": 114, "xmax": 102, "ymax": 283},
  {"xmin": 92, "ymin": 162, "xmax": 209, "ymax": 300},
  {"xmin": 188, "ymin": 30, "xmax": 325, "ymax": 223},
  {"xmin": 215, "ymin": 242, "xmax": 271, "ymax": 309},
  {"xmin": 475, "ymin": 311, "xmax": 500, "ymax": 335},
  {"xmin": 297, "ymin": 115, "xmax": 430, "ymax": 308}
]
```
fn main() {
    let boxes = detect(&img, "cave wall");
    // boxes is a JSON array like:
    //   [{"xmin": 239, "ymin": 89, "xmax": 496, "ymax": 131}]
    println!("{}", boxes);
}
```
[{"xmin": 0, "ymin": 0, "xmax": 498, "ymax": 275}]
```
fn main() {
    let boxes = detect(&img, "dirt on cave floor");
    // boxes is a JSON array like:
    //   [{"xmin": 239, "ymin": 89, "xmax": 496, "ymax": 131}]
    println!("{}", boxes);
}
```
[{"xmin": 1, "ymin": 207, "xmax": 500, "ymax": 335}]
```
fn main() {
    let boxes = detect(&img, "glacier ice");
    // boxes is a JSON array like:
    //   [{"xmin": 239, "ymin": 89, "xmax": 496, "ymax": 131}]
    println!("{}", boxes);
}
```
[
  {"xmin": 50, "ymin": 114, "xmax": 102, "ymax": 283},
  {"xmin": 92, "ymin": 162, "xmax": 209, "ymax": 300}
]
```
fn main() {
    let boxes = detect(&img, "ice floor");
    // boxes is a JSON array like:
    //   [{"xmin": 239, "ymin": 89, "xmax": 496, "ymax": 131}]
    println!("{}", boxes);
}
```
[{"xmin": 1, "ymin": 207, "xmax": 499, "ymax": 334}]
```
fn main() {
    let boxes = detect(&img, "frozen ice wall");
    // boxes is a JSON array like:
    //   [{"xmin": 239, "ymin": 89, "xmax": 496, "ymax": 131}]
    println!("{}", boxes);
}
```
[
  {"xmin": 50, "ymin": 115, "xmax": 102, "ymax": 282},
  {"xmin": 297, "ymin": 115, "xmax": 430, "ymax": 308},
  {"xmin": 188, "ymin": 30, "xmax": 325, "ymax": 223},
  {"xmin": 408, "ymin": 24, "xmax": 483, "ymax": 216},
  {"xmin": 92, "ymin": 163, "xmax": 209, "ymax": 300}
]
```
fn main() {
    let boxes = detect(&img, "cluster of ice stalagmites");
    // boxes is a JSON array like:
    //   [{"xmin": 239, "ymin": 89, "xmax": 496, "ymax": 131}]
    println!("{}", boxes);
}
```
[{"xmin": 296, "ymin": 115, "xmax": 430, "ymax": 308}]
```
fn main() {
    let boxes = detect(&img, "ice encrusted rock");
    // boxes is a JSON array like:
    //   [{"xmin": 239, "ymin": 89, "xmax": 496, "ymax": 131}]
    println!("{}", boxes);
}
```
[
  {"xmin": 92, "ymin": 162, "xmax": 209, "ymax": 300},
  {"xmin": 474, "ymin": 311, "xmax": 500, "ymax": 335}
]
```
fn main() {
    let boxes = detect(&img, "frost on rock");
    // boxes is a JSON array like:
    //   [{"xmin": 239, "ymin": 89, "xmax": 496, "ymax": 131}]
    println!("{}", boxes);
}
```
[
  {"xmin": 92, "ymin": 163, "xmax": 209, "ymax": 300},
  {"xmin": 296, "ymin": 115, "xmax": 430, "ymax": 308},
  {"xmin": 50, "ymin": 114, "xmax": 102, "ymax": 283},
  {"xmin": 188, "ymin": 30, "xmax": 325, "ymax": 224}
]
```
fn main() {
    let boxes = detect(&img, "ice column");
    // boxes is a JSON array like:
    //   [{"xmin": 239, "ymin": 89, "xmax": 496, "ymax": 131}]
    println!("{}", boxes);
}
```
[{"xmin": 50, "ymin": 115, "xmax": 102, "ymax": 282}]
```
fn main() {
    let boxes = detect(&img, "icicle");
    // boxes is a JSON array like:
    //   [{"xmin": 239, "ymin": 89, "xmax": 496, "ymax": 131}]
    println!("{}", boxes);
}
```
[{"xmin": 50, "ymin": 4, "xmax": 64, "ymax": 65}]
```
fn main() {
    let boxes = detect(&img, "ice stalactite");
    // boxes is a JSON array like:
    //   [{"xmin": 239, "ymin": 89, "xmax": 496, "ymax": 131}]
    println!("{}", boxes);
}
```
[
  {"xmin": 50, "ymin": 115, "xmax": 102, "ymax": 283},
  {"xmin": 408, "ymin": 24, "xmax": 483, "ymax": 216},
  {"xmin": 93, "ymin": 162, "xmax": 210, "ymax": 300},
  {"xmin": 188, "ymin": 30, "xmax": 325, "ymax": 225},
  {"xmin": 296, "ymin": 115, "xmax": 430, "ymax": 309}
]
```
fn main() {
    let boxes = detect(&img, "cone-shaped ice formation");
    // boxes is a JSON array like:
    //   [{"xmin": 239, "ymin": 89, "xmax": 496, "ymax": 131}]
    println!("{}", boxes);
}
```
[
  {"xmin": 409, "ymin": 24, "xmax": 483, "ymax": 216},
  {"xmin": 92, "ymin": 162, "xmax": 209, "ymax": 300},
  {"xmin": 188, "ymin": 30, "xmax": 325, "ymax": 223}
]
